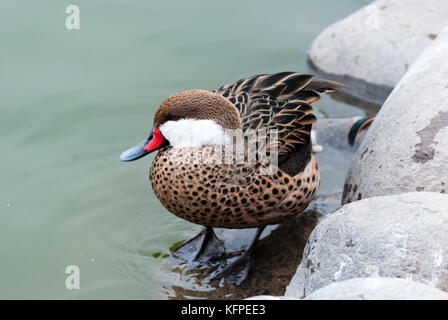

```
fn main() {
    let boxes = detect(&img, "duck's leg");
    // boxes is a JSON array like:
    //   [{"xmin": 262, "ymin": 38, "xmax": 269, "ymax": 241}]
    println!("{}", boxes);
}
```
[
  {"xmin": 210, "ymin": 226, "xmax": 265, "ymax": 286},
  {"xmin": 172, "ymin": 227, "xmax": 225, "ymax": 262}
]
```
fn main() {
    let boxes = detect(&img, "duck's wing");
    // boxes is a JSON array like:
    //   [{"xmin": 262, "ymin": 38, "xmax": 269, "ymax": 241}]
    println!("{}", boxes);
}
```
[{"xmin": 214, "ymin": 72, "xmax": 345, "ymax": 161}]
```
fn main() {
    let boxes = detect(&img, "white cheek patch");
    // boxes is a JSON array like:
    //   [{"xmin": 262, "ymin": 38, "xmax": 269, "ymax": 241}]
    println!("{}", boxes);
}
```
[{"xmin": 159, "ymin": 119, "xmax": 230, "ymax": 148}]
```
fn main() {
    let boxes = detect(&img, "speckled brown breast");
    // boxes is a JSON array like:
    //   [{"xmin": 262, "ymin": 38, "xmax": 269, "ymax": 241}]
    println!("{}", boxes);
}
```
[{"xmin": 149, "ymin": 146, "xmax": 319, "ymax": 229}]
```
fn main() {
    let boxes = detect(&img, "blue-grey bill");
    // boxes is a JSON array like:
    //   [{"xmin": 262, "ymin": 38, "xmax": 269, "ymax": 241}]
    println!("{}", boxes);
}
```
[{"xmin": 120, "ymin": 140, "xmax": 149, "ymax": 162}]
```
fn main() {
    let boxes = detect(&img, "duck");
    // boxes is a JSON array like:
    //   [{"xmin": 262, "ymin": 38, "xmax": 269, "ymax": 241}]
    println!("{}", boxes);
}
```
[
  {"xmin": 120, "ymin": 72, "xmax": 345, "ymax": 285},
  {"xmin": 347, "ymin": 115, "xmax": 376, "ymax": 146}
]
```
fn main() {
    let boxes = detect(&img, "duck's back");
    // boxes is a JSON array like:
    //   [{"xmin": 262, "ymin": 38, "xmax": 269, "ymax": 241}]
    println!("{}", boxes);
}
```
[{"xmin": 214, "ymin": 72, "xmax": 344, "ymax": 175}]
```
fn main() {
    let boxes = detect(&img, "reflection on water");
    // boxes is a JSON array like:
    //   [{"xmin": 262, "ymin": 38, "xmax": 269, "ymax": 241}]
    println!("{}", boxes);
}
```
[{"xmin": 0, "ymin": 0, "xmax": 371, "ymax": 299}]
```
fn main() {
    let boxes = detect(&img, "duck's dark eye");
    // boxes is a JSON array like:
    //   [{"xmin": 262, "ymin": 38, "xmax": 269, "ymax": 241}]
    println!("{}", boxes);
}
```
[{"xmin": 170, "ymin": 115, "xmax": 180, "ymax": 120}]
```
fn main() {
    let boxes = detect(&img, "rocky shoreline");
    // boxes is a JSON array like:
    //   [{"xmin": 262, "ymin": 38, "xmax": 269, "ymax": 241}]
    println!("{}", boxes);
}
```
[{"xmin": 255, "ymin": 0, "xmax": 448, "ymax": 300}]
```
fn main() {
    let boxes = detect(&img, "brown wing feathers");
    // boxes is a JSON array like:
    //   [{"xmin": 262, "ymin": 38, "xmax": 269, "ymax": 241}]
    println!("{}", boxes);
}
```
[
  {"xmin": 217, "ymin": 72, "xmax": 344, "ymax": 100},
  {"xmin": 214, "ymin": 72, "xmax": 344, "ymax": 158}
]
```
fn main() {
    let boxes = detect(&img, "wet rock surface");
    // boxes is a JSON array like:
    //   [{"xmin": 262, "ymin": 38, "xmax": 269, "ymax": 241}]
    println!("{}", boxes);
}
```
[
  {"xmin": 303, "ymin": 278, "xmax": 448, "ymax": 300},
  {"xmin": 342, "ymin": 28, "xmax": 448, "ymax": 204},
  {"xmin": 308, "ymin": 0, "xmax": 448, "ymax": 106},
  {"xmin": 286, "ymin": 192, "xmax": 448, "ymax": 298},
  {"xmin": 248, "ymin": 277, "xmax": 448, "ymax": 300}
]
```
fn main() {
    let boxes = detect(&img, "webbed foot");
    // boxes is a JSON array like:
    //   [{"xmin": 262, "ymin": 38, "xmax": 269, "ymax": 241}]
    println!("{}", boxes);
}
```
[
  {"xmin": 172, "ymin": 227, "xmax": 225, "ymax": 263},
  {"xmin": 209, "ymin": 250, "xmax": 254, "ymax": 286},
  {"xmin": 208, "ymin": 226, "xmax": 265, "ymax": 286}
]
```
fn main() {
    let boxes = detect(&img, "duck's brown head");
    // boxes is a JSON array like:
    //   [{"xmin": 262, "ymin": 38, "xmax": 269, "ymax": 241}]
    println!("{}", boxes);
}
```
[{"xmin": 120, "ymin": 90, "xmax": 242, "ymax": 162}]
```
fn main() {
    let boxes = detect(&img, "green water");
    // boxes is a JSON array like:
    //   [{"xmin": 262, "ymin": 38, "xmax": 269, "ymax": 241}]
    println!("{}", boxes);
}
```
[{"xmin": 1, "ymin": 0, "xmax": 370, "ymax": 299}]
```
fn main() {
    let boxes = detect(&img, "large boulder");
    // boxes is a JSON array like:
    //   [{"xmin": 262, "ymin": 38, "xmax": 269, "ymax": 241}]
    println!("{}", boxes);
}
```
[
  {"xmin": 285, "ymin": 193, "xmax": 448, "ymax": 298},
  {"xmin": 303, "ymin": 278, "xmax": 448, "ymax": 300},
  {"xmin": 342, "ymin": 26, "xmax": 448, "ymax": 204},
  {"xmin": 308, "ymin": 0, "xmax": 448, "ymax": 106}
]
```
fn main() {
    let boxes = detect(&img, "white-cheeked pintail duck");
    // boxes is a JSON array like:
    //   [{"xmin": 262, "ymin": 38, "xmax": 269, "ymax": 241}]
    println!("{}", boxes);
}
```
[{"xmin": 121, "ymin": 72, "xmax": 345, "ymax": 285}]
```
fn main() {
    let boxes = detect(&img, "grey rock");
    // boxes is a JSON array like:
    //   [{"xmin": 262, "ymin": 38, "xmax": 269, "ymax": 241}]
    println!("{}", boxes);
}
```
[
  {"xmin": 249, "ymin": 278, "xmax": 448, "ymax": 300},
  {"xmin": 285, "ymin": 192, "xmax": 448, "ymax": 298},
  {"xmin": 303, "ymin": 278, "xmax": 448, "ymax": 300},
  {"xmin": 313, "ymin": 117, "xmax": 365, "ymax": 151},
  {"xmin": 246, "ymin": 295, "xmax": 297, "ymax": 300},
  {"xmin": 309, "ymin": 0, "xmax": 448, "ymax": 106},
  {"xmin": 342, "ymin": 27, "xmax": 448, "ymax": 204},
  {"xmin": 313, "ymin": 117, "xmax": 366, "ymax": 194}
]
